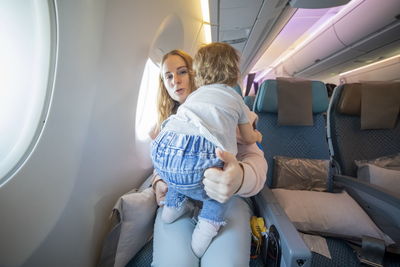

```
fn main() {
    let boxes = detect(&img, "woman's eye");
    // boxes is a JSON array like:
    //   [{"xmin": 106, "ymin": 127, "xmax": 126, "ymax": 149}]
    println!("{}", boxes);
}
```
[
  {"xmin": 165, "ymin": 74, "xmax": 173, "ymax": 80},
  {"xmin": 178, "ymin": 69, "xmax": 188, "ymax": 75}
]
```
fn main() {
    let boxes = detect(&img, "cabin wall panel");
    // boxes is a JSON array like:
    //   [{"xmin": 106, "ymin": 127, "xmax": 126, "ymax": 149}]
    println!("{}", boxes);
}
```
[{"xmin": 0, "ymin": 1, "xmax": 204, "ymax": 267}]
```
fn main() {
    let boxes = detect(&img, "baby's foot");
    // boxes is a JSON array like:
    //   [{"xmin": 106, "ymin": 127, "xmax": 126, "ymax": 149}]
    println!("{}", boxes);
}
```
[
  {"xmin": 161, "ymin": 202, "xmax": 192, "ymax": 223},
  {"xmin": 191, "ymin": 219, "xmax": 220, "ymax": 258}
]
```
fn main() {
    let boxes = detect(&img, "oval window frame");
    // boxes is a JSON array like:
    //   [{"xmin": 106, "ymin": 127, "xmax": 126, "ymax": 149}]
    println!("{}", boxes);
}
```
[{"xmin": 0, "ymin": 0, "xmax": 58, "ymax": 186}]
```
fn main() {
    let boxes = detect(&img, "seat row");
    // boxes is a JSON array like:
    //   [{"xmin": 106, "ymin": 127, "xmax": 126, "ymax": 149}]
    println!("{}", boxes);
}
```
[{"xmin": 248, "ymin": 78, "xmax": 400, "ymax": 266}]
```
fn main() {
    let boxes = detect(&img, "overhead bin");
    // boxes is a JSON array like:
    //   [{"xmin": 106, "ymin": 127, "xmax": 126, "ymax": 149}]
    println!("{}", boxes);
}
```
[
  {"xmin": 299, "ymin": 30, "xmax": 400, "ymax": 78},
  {"xmin": 296, "ymin": 24, "xmax": 400, "ymax": 78},
  {"xmin": 289, "ymin": 0, "xmax": 351, "ymax": 9},
  {"xmin": 290, "ymin": 26, "xmax": 347, "ymax": 73},
  {"xmin": 216, "ymin": 0, "xmax": 263, "ymax": 53},
  {"xmin": 334, "ymin": 0, "xmax": 400, "ymax": 47},
  {"xmin": 279, "ymin": 0, "xmax": 400, "ymax": 79},
  {"xmin": 240, "ymin": 0, "xmax": 292, "ymax": 73}
]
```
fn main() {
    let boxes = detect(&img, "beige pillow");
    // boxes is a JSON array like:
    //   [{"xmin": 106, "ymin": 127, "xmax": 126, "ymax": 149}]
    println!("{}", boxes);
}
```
[
  {"xmin": 113, "ymin": 187, "xmax": 157, "ymax": 267},
  {"xmin": 272, "ymin": 188, "xmax": 394, "ymax": 245},
  {"xmin": 361, "ymin": 82, "xmax": 400, "ymax": 129},
  {"xmin": 338, "ymin": 83, "xmax": 362, "ymax": 115},
  {"xmin": 277, "ymin": 77, "xmax": 313, "ymax": 126},
  {"xmin": 98, "ymin": 182, "xmax": 158, "ymax": 267},
  {"xmin": 273, "ymin": 156, "xmax": 329, "ymax": 191},
  {"xmin": 356, "ymin": 164, "xmax": 400, "ymax": 194},
  {"xmin": 355, "ymin": 153, "xmax": 400, "ymax": 171}
]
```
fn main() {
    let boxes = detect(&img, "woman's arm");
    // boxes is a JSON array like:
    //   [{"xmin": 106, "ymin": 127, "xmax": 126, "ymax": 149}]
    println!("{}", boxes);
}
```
[
  {"xmin": 203, "ymin": 145, "xmax": 267, "ymax": 203},
  {"xmin": 203, "ymin": 108, "xmax": 267, "ymax": 203},
  {"xmin": 236, "ymin": 109, "xmax": 267, "ymax": 197},
  {"xmin": 235, "ymin": 142, "xmax": 267, "ymax": 197}
]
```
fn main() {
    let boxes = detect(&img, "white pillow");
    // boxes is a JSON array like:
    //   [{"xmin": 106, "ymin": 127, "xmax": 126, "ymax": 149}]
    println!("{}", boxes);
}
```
[
  {"xmin": 357, "ymin": 164, "xmax": 400, "ymax": 193},
  {"xmin": 272, "ymin": 189, "xmax": 394, "ymax": 245},
  {"xmin": 355, "ymin": 153, "xmax": 400, "ymax": 175},
  {"xmin": 113, "ymin": 187, "xmax": 157, "ymax": 267}
]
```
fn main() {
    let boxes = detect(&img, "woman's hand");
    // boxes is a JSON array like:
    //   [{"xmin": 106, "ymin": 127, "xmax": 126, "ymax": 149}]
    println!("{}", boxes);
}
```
[
  {"xmin": 203, "ymin": 148, "xmax": 244, "ymax": 203},
  {"xmin": 153, "ymin": 178, "xmax": 168, "ymax": 206}
]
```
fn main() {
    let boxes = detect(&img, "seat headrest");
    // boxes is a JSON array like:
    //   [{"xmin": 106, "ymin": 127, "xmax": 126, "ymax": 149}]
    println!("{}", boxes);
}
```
[
  {"xmin": 338, "ymin": 82, "xmax": 400, "ymax": 129},
  {"xmin": 254, "ymin": 79, "xmax": 329, "ymax": 114},
  {"xmin": 337, "ymin": 83, "xmax": 362, "ymax": 115}
]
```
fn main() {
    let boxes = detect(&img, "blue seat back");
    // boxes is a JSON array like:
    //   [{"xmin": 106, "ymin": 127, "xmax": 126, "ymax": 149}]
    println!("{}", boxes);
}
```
[
  {"xmin": 254, "ymin": 79, "xmax": 330, "ymax": 187},
  {"xmin": 243, "ymin": 95, "xmax": 256, "ymax": 110},
  {"xmin": 232, "ymin": 84, "xmax": 243, "ymax": 97},
  {"xmin": 327, "ymin": 84, "xmax": 400, "ymax": 176}
]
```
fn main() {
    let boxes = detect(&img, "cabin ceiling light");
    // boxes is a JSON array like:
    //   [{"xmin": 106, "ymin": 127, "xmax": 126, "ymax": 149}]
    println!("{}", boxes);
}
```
[
  {"xmin": 339, "ymin": 54, "xmax": 400, "ymax": 76},
  {"xmin": 200, "ymin": 0, "xmax": 211, "ymax": 43}
]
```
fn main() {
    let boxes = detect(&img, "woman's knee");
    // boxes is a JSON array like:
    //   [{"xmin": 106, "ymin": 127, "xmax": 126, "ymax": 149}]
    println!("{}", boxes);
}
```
[
  {"xmin": 152, "ymin": 208, "xmax": 198, "ymax": 266},
  {"xmin": 201, "ymin": 197, "xmax": 253, "ymax": 266}
]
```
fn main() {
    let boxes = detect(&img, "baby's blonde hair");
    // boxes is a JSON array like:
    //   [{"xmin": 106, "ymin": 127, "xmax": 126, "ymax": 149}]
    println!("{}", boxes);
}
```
[{"xmin": 193, "ymin": 42, "xmax": 239, "ymax": 88}]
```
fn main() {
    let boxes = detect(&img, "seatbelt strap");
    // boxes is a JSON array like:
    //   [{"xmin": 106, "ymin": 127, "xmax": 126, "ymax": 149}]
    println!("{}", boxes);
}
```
[
  {"xmin": 250, "ymin": 216, "xmax": 268, "ymax": 258},
  {"xmin": 352, "ymin": 236, "xmax": 385, "ymax": 267}
]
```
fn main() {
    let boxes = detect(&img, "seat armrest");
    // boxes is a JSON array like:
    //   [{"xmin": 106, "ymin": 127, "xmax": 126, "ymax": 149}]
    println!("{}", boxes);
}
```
[
  {"xmin": 334, "ymin": 174, "xmax": 400, "ymax": 247},
  {"xmin": 138, "ymin": 171, "xmax": 156, "ymax": 191},
  {"xmin": 254, "ymin": 187, "xmax": 311, "ymax": 267},
  {"xmin": 334, "ymin": 174, "xmax": 400, "ymax": 203}
]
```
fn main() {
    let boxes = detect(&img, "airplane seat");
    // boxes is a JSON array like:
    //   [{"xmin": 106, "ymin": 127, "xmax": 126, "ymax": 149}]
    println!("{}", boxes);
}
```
[
  {"xmin": 254, "ymin": 79, "xmax": 331, "ymax": 187},
  {"xmin": 327, "ymin": 82, "xmax": 400, "ymax": 260},
  {"xmin": 252, "ymin": 79, "xmax": 327, "ymax": 266},
  {"xmin": 244, "ymin": 95, "xmax": 256, "ymax": 110},
  {"xmin": 327, "ymin": 82, "xmax": 400, "ymax": 176},
  {"xmin": 126, "ymin": 240, "xmax": 153, "ymax": 267},
  {"xmin": 232, "ymin": 83, "xmax": 243, "ymax": 97},
  {"xmin": 252, "ymin": 78, "xmax": 391, "ymax": 266}
]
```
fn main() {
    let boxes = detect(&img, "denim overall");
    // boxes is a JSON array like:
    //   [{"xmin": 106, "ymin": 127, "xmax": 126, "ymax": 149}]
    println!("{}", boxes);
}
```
[{"xmin": 151, "ymin": 130, "xmax": 227, "ymax": 225}]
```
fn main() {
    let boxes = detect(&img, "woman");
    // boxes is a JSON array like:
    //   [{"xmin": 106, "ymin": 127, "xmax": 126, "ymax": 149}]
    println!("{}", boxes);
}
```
[{"xmin": 150, "ymin": 49, "xmax": 267, "ymax": 266}]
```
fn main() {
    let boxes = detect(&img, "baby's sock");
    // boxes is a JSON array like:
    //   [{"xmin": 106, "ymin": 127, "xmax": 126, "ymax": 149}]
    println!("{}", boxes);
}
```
[
  {"xmin": 161, "ymin": 202, "xmax": 191, "ymax": 223},
  {"xmin": 191, "ymin": 219, "xmax": 220, "ymax": 258}
]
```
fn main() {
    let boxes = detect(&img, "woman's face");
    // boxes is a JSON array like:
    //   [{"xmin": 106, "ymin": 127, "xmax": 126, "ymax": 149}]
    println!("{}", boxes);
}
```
[{"xmin": 162, "ymin": 55, "xmax": 191, "ymax": 104}]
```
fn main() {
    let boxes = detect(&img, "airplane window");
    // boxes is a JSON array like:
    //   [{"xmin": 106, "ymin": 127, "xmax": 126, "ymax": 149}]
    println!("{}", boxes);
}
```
[
  {"xmin": 135, "ymin": 58, "xmax": 160, "ymax": 141},
  {"xmin": 0, "ymin": 1, "xmax": 55, "ymax": 186}
]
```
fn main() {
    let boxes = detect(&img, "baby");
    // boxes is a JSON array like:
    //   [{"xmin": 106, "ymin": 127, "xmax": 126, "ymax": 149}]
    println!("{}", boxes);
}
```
[{"xmin": 151, "ymin": 42, "xmax": 262, "ymax": 257}]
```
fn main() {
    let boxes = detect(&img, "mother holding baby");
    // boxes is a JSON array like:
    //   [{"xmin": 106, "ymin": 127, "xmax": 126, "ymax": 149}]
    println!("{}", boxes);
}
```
[{"xmin": 149, "ymin": 45, "xmax": 267, "ymax": 267}]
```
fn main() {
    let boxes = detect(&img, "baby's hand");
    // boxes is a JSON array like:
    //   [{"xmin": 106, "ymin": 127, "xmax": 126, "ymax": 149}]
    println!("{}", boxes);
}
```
[
  {"xmin": 153, "ymin": 180, "xmax": 168, "ymax": 206},
  {"xmin": 255, "ymin": 130, "xmax": 262, "ymax": 143}
]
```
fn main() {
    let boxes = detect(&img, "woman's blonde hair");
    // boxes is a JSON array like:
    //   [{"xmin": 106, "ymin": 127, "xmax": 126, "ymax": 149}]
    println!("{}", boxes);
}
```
[
  {"xmin": 193, "ymin": 42, "xmax": 239, "ymax": 88},
  {"xmin": 155, "ymin": 50, "xmax": 195, "ymax": 134}
]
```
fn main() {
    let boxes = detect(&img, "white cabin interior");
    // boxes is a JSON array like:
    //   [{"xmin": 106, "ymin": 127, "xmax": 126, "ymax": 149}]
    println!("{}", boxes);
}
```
[{"xmin": 0, "ymin": 0, "xmax": 399, "ymax": 266}]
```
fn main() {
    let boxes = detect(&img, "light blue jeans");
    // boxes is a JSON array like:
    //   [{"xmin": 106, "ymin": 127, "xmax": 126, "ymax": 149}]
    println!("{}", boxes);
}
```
[
  {"xmin": 151, "ymin": 131, "xmax": 226, "ymax": 224},
  {"xmin": 152, "ymin": 196, "xmax": 253, "ymax": 267}
]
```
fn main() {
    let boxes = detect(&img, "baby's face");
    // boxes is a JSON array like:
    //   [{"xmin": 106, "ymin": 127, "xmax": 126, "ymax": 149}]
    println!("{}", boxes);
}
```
[{"xmin": 162, "ymin": 55, "xmax": 192, "ymax": 104}]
